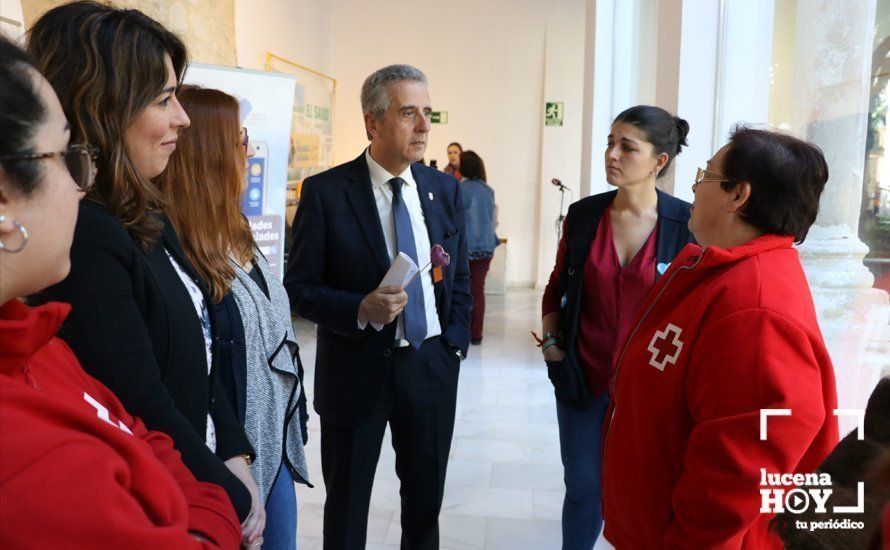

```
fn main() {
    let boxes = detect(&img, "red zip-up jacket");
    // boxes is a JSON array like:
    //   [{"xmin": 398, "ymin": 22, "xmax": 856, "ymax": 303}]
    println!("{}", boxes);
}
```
[
  {"xmin": 602, "ymin": 234, "xmax": 839, "ymax": 549},
  {"xmin": 0, "ymin": 299, "xmax": 241, "ymax": 549}
]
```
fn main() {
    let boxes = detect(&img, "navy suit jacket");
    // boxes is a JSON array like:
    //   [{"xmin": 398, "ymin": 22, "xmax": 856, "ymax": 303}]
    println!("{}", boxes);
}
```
[{"xmin": 284, "ymin": 153, "xmax": 472, "ymax": 427}]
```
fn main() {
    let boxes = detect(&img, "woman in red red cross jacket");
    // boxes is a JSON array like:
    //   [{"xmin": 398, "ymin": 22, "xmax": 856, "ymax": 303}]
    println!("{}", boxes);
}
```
[
  {"xmin": 540, "ymin": 105, "xmax": 695, "ymax": 549},
  {"xmin": 601, "ymin": 126, "xmax": 840, "ymax": 549}
]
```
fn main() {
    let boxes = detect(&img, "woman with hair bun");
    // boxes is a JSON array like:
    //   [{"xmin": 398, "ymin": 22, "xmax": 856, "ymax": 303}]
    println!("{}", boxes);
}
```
[{"xmin": 540, "ymin": 105, "xmax": 694, "ymax": 549}]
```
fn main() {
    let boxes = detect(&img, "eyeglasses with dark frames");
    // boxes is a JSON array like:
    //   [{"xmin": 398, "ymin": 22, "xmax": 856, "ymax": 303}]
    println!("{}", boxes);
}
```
[
  {"xmin": 0, "ymin": 144, "xmax": 98, "ymax": 191},
  {"xmin": 241, "ymin": 127, "xmax": 250, "ymax": 150},
  {"xmin": 695, "ymin": 167, "xmax": 736, "ymax": 185}
]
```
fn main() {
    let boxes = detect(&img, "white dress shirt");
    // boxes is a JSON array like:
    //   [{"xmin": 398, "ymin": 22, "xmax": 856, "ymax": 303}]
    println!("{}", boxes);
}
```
[{"xmin": 360, "ymin": 148, "xmax": 442, "ymax": 345}]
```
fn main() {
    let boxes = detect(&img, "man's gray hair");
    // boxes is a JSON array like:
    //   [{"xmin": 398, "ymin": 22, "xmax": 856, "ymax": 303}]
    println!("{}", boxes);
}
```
[{"xmin": 361, "ymin": 64, "xmax": 428, "ymax": 120}]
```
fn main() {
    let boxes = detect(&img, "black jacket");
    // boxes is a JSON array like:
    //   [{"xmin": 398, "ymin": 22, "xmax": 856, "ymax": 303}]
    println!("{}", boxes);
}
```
[
  {"xmin": 36, "ymin": 199, "xmax": 253, "ymax": 520},
  {"xmin": 284, "ymin": 154, "xmax": 472, "ymax": 427},
  {"xmin": 547, "ymin": 189, "xmax": 695, "ymax": 408}
]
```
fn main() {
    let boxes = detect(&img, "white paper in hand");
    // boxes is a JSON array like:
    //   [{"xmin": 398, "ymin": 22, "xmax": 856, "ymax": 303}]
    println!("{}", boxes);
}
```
[{"xmin": 372, "ymin": 252, "xmax": 419, "ymax": 330}]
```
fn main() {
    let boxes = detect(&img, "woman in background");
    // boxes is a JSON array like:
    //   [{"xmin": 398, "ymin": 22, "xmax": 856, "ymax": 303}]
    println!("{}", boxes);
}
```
[
  {"xmin": 541, "ymin": 105, "xmax": 694, "ymax": 549},
  {"xmin": 156, "ymin": 85, "xmax": 311, "ymax": 550},
  {"xmin": 444, "ymin": 141, "xmax": 462, "ymax": 180},
  {"xmin": 27, "ymin": 2, "xmax": 264, "ymax": 546},
  {"xmin": 458, "ymin": 150, "xmax": 498, "ymax": 345}
]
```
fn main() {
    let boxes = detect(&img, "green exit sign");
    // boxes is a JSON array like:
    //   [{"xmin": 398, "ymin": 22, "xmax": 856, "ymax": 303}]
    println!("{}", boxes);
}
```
[
  {"xmin": 430, "ymin": 111, "xmax": 448, "ymax": 124},
  {"xmin": 545, "ymin": 102, "xmax": 564, "ymax": 126}
]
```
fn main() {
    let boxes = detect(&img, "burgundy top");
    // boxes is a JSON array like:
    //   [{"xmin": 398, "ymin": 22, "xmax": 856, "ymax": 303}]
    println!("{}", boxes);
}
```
[
  {"xmin": 542, "ymin": 208, "xmax": 658, "ymax": 396},
  {"xmin": 444, "ymin": 164, "xmax": 462, "ymax": 181}
]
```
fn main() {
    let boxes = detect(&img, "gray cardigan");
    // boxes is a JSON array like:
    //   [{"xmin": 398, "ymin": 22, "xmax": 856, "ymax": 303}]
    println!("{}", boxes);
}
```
[{"xmin": 230, "ymin": 252, "xmax": 310, "ymax": 503}]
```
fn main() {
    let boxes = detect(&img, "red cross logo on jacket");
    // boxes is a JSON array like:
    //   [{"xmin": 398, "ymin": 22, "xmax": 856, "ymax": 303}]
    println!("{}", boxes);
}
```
[{"xmin": 647, "ymin": 323, "xmax": 684, "ymax": 371}]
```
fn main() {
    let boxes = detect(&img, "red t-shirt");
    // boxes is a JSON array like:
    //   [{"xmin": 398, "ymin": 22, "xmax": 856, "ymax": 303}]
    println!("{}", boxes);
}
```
[{"xmin": 542, "ymin": 208, "xmax": 658, "ymax": 396}]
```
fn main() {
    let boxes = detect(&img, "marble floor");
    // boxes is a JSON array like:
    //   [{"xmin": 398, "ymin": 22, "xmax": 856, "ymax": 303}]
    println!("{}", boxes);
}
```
[{"xmin": 292, "ymin": 288, "xmax": 612, "ymax": 550}]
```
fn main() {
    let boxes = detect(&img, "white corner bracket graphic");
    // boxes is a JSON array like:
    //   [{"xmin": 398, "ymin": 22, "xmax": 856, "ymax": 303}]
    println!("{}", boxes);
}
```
[
  {"xmin": 647, "ymin": 323, "xmax": 684, "ymax": 372},
  {"xmin": 760, "ymin": 408, "xmax": 791, "ymax": 441},
  {"xmin": 833, "ymin": 409, "xmax": 866, "ymax": 441},
  {"xmin": 834, "ymin": 482, "xmax": 865, "ymax": 514}
]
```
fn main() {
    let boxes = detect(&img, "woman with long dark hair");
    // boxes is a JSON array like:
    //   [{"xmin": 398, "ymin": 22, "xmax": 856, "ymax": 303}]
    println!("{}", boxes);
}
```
[
  {"xmin": 0, "ymin": 34, "xmax": 240, "ymax": 549},
  {"xmin": 541, "ymin": 105, "xmax": 694, "ymax": 549},
  {"xmin": 27, "ymin": 2, "xmax": 263, "ymax": 546},
  {"xmin": 156, "ymin": 85, "xmax": 311, "ymax": 550},
  {"xmin": 458, "ymin": 150, "xmax": 498, "ymax": 344}
]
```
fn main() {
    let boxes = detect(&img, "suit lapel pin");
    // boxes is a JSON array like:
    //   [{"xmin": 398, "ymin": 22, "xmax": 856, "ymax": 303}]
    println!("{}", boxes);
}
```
[{"xmin": 428, "ymin": 192, "xmax": 434, "ymax": 201}]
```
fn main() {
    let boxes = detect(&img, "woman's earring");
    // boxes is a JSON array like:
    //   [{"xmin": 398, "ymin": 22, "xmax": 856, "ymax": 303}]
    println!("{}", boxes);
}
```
[{"xmin": 0, "ymin": 215, "xmax": 29, "ymax": 253}]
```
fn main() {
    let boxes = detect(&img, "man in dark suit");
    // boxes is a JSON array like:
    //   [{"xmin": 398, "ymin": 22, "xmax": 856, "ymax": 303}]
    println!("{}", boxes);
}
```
[{"xmin": 284, "ymin": 64, "xmax": 471, "ymax": 550}]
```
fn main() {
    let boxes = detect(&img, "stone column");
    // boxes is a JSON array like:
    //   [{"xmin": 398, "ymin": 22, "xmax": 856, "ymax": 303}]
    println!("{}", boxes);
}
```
[{"xmin": 791, "ymin": 0, "xmax": 889, "ymax": 423}]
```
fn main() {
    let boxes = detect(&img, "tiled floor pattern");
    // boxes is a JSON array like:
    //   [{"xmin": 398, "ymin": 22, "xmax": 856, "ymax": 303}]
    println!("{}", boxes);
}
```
[{"xmin": 292, "ymin": 288, "xmax": 613, "ymax": 549}]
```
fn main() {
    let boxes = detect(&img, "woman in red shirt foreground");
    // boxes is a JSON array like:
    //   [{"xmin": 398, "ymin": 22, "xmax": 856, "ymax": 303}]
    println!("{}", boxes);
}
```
[
  {"xmin": 0, "ymin": 35, "xmax": 240, "ymax": 549},
  {"xmin": 601, "ymin": 127, "xmax": 840, "ymax": 548},
  {"xmin": 541, "ymin": 105, "xmax": 694, "ymax": 549}
]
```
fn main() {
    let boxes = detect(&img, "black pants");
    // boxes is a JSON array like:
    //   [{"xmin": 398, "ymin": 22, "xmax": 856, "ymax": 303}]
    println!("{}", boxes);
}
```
[{"xmin": 321, "ymin": 337, "xmax": 460, "ymax": 550}]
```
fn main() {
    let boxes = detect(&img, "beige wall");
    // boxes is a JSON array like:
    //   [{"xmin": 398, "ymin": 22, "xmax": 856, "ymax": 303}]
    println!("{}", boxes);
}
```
[
  {"xmin": 21, "ymin": 0, "xmax": 236, "ymax": 66},
  {"xmin": 232, "ymin": 0, "xmax": 586, "ymax": 287},
  {"xmin": 19, "ymin": 0, "xmax": 587, "ymax": 286},
  {"xmin": 328, "ymin": 0, "xmax": 586, "ymax": 287},
  {"xmin": 235, "ymin": 0, "xmax": 330, "ymax": 73}
]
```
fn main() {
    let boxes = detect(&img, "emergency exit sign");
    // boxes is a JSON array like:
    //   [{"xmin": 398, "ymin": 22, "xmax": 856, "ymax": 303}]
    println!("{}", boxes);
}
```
[
  {"xmin": 545, "ymin": 102, "xmax": 564, "ymax": 126},
  {"xmin": 430, "ymin": 111, "xmax": 448, "ymax": 124}
]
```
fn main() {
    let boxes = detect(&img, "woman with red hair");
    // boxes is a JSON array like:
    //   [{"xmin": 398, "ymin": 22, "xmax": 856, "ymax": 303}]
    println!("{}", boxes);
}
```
[{"xmin": 155, "ymin": 85, "xmax": 311, "ymax": 550}]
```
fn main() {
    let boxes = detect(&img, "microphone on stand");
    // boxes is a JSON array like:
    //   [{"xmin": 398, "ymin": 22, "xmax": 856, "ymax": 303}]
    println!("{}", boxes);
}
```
[{"xmin": 550, "ymin": 178, "xmax": 570, "ymax": 240}]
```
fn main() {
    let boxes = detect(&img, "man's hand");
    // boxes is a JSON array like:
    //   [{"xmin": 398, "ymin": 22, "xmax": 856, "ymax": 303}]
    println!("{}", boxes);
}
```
[
  {"xmin": 224, "ymin": 455, "xmax": 265, "ymax": 547},
  {"xmin": 358, "ymin": 286, "xmax": 408, "ymax": 326}
]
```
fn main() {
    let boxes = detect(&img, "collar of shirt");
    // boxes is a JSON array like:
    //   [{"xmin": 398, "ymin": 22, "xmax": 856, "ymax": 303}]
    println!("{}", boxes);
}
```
[{"xmin": 365, "ymin": 148, "xmax": 417, "ymax": 191}]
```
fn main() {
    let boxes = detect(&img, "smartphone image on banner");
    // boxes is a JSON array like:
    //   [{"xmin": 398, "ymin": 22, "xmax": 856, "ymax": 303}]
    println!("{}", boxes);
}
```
[{"xmin": 242, "ymin": 141, "xmax": 268, "ymax": 216}]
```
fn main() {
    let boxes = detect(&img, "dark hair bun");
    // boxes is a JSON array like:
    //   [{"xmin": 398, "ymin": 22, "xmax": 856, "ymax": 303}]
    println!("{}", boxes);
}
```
[
  {"xmin": 613, "ymin": 105, "xmax": 688, "ymax": 179},
  {"xmin": 674, "ymin": 117, "xmax": 690, "ymax": 153}
]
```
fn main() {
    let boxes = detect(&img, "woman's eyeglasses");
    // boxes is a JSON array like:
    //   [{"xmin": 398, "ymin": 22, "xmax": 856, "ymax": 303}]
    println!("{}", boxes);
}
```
[
  {"xmin": 0, "ymin": 144, "xmax": 98, "ymax": 191},
  {"xmin": 241, "ymin": 127, "xmax": 250, "ymax": 150}
]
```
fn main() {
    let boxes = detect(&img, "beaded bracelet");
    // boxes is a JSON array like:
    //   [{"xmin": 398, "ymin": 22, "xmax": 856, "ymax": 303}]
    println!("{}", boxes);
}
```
[
  {"xmin": 531, "ymin": 330, "xmax": 564, "ymax": 347},
  {"xmin": 541, "ymin": 338, "xmax": 560, "ymax": 353}
]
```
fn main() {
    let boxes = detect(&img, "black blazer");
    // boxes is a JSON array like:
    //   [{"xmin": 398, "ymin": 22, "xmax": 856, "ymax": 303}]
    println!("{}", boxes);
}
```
[
  {"xmin": 547, "ymin": 189, "xmax": 695, "ymax": 408},
  {"xmin": 36, "ymin": 200, "xmax": 253, "ymax": 519},
  {"xmin": 284, "ymin": 153, "xmax": 472, "ymax": 427}
]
